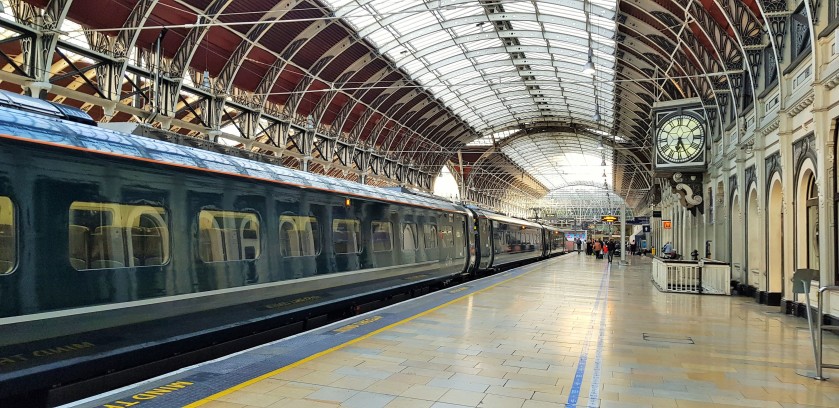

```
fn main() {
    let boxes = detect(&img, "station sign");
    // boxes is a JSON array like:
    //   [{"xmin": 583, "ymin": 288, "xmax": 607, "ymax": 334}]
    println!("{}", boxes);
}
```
[
  {"xmin": 601, "ymin": 215, "xmax": 618, "ymax": 223},
  {"xmin": 652, "ymin": 210, "xmax": 662, "ymax": 217},
  {"xmin": 662, "ymin": 220, "xmax": 672, "ymax": 229},
  {"xmin": 627, "ymin": 216, "xmax": 650, "ymax": 225}
]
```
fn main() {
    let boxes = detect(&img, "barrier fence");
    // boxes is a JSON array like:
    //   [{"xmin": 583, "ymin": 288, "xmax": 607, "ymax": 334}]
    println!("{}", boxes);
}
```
[{"xmin": 652, "ymin": 257, "xmax": 731, "ymax": 295}]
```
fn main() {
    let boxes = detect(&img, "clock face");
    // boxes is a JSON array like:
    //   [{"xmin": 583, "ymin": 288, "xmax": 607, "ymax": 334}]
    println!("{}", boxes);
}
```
[{"xmin": 656, "ymin": 114, "xmax": 704, "ymax": 164}]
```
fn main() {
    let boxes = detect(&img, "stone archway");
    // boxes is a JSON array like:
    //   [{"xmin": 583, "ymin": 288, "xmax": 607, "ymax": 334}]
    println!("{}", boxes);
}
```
[
  {"xmin": 747, "ymin": 185, "xmax": 763, "ymax": 292},
  {"xmin": 795, "ymin": 161, "xmax": 818, "ymax": 272},
  {"xmin": 715, "ymin": 181, "xmax": 725, "ymax": 261},
  {"xmin": 731, "ymin": 190, "xmax": 744, "ymax": 283},
  {"xmin": 767, "ymin": 174, "xmax": 783, "ymax": 305}
]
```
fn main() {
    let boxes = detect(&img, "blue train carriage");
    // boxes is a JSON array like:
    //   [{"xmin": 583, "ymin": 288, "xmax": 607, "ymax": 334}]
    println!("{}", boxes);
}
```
[
  {"xmin": 0, "ymin": 90, "xmax": 476, "ymax": 349},
  {"xmin": 469, "ymin": 208, "xmax": 545, "ymax": 271}
]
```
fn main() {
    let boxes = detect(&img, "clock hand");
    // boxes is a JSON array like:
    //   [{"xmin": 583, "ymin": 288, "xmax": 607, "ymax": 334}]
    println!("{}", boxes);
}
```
[{"xmin": 676, "ymin": 136, "xmax": 684, "ymax": 151}]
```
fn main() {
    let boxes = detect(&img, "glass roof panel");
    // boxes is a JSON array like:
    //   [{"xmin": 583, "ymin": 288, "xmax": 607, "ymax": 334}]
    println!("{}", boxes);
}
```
[
  {"xmin": 324, "ymin": 0, "xmax": 625, "ymax": 207},
  {"xmin": 324, "ymin": 0, "xmax": 617, "ymax": 136}
]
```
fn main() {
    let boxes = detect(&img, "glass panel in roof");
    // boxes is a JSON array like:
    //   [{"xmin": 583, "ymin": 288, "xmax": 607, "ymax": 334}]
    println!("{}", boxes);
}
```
[
  {"xmin": 323, "ymin": 0, "xmax": 618, "ymax": 162},
  {"xmin": 474, "ymin": 53, "xmax": 509, "ymax": 64},
  {"xmin": 441, "ymin": 4, "xmax": 482, "ymax": 19},
  {"xmin": 368, "ymin": 29, "xmax": 396, "ymax": 48},
  {"xmin": 410, "ymin": 31, "xmax": 450, "ymax": 49},
  {"xmin": 462, "ymin": 38, "xmax": 503, "ymax": 51}
]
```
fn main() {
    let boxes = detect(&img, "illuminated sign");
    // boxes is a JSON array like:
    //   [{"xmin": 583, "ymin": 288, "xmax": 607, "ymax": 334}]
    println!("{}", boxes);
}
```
[
  {"xmin": 601, "ymin": 215, "xmax": 618, "ymax": 223},
  {"xmin": 662, "ymin": 220, "xmax": 672, "ymax": 229}
]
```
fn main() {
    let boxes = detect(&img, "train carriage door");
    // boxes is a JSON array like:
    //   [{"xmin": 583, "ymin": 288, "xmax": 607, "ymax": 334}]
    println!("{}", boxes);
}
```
[
  {"xmin": 423, "ymin": 223, "xmax": 439, "ymax": 265},
  {"xmin": 479, "ymin": 217, "xmax": 491, "ymax": 270},
  {"xmin": 454, "ymin": 218, "xmax": 465, "ymax": 259}
]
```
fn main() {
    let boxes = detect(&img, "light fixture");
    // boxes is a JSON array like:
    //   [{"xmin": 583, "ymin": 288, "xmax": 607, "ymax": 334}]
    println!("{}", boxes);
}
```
[
  {"xmin": 602, "ymin": 170, "xmax": 607, "ymax": 178},
  {"xmin": 582, "ymin": 51, "xmax": 595, "ymax": 76},
  {"xmin": 201, "ymin": 70, "xmax": 211, "ymax": 89},
  {"xmin": 597, "ymin": 136, "xmax": 604, "ymax": 150},
  {"xmin": 592, "ymin": 107, "xmax": 601, "ymax": 122},
  {"xmin": 582, "ymin": 0, "xmax": 595, "ymax": 76}
]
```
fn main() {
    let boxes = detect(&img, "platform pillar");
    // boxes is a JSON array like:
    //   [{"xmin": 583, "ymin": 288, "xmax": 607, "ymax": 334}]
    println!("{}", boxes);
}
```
[{"xmin": 620, "ymin": 203, "xmax": 628, "ymax": 265}]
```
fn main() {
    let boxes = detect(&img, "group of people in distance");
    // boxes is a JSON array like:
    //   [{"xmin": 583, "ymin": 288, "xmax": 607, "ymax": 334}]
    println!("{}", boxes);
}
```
[{"xmin": 574, "ymin": 237, "xmax": 623, "ymax": 263}]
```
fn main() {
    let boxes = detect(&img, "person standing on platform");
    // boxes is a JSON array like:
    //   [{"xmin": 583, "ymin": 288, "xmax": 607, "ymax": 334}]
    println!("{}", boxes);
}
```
[
  {"xmin": 607, "ymin": 239, "xmax": 617, "ymax": 263},
  {"xmin": 593, "ymin": 240, "xmax": 602, "ymax": 259},
  {"xmin": 575, "ymin": 238, "xmax": 582, "ymax": 253},
  {"xmin": 586, "ymin": 240, "xmax": 592, "ymax": 256},
  {"xmin": 630, "ymin": 240, "xmax": 637, "ymax": 256}
]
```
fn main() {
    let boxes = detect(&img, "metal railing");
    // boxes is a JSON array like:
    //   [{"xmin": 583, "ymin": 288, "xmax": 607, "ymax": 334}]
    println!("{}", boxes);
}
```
[
  {"xmin": 651, "ymin": 258, "xmax": 731, "ymax": 295},
  {"xmin": 810, "ymin": 285, "xmax": 839, "ymax": 379}
]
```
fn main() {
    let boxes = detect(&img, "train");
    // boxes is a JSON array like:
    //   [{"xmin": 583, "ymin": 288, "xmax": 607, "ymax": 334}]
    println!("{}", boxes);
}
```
[{"xmin": 0, "ymin": 90, "xmax": 565, "ymax": 399}]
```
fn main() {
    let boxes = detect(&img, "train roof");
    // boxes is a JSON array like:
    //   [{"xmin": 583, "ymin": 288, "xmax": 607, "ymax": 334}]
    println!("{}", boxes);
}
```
[
  {"xmin": 0, "ymin": 102, "xmax": 465, "ymax": 214},
  {"xmin": 469, "ymin": 207, "xmax": 543, "ymax": 229},
  {"xmin": 540, "ymin": 224, "xmax": 563, "ymax": 231}
]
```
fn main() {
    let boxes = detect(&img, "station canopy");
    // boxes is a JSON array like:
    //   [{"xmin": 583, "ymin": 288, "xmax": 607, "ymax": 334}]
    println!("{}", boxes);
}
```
[
  {"xmin": 0, "ymin": 0, "xmax": 769, "ymax": 214},
  {"xmin": 325, "ymin": 0, "xmax": 621, "ymax": 209}
]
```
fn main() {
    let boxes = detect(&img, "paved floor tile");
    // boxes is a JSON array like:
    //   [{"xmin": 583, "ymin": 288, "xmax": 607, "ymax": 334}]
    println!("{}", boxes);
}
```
[{"xmin": 162, "ymin": 256, "xmax": 839, "ymax": 408}]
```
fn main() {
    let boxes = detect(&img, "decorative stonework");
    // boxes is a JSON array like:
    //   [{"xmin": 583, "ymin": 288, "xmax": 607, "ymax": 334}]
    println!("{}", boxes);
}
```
[
  {"xmin": 788, "ymin": 91, "xmax": 815, "ymax": 116},
  {"xmin": 670, "ymin": 172, "xmax": 704, "ymax": 210},
  {"xmin": 765, "ymin": 152, "xmax": 782, "ymax": 189},
  {"xmin": 729, "ymin": 174, "xmax": 739, "ymax": 204},
  {"xmin": 745, "ymin": 165, "xmax": 757, "ymax": 189},
  {"xmin": 825, "ymin": 68, "xmax": 839, "ymax": 90},
  {"xmin": 759, "ymin": 117, "xmax": 780, "ymax": 136},
  {"xmin": 793, "ymin": 133, "xmax": 817, "ymax": 174}
]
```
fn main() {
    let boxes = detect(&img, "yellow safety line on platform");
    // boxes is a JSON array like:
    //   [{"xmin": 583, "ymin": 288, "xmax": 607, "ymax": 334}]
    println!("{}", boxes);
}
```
[{"xmin": 184, "ymin": 259, "xmax": 555, "ymax": 407}]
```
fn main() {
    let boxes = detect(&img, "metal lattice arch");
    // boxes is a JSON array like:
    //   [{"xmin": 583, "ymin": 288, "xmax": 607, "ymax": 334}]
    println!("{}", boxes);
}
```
[{"xmin": 0, "ymin": 0, "xmax": 780, "ymax": 215}]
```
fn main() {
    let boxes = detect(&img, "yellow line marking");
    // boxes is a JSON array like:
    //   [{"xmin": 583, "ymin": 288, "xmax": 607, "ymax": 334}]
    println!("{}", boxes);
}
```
[{"xmin": 185, "ymin": 262, "xmax": 548, "ymax": 407}]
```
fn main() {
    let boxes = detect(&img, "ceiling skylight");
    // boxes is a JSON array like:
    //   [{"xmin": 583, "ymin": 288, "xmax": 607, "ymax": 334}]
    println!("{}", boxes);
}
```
[{"xmin": 324, "ymin": 0, "xmax": 617, "ymax": 136}]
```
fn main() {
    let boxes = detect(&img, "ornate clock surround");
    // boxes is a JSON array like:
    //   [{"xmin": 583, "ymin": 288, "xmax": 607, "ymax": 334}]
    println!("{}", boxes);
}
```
[{"xmin": 652, "ymin": 102, "xmax": 708, "ymax": 174}]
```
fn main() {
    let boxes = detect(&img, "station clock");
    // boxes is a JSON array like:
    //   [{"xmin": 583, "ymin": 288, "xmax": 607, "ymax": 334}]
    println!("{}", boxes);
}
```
[{"xmin": 653, "ymin": 109, "xmax": 706, "ymax": 171}]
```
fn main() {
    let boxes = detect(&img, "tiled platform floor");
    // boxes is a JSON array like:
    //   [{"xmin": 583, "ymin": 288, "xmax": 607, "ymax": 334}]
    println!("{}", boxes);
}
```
[{"xmin": 173, "ymin": 255, "xmax": 839, "ymax": 407}]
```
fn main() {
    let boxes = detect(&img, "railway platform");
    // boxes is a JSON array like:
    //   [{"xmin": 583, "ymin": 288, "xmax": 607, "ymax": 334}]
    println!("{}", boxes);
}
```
[{"xmin": 69, "ymin": 255, "xmax": 839, "ymax": 408}]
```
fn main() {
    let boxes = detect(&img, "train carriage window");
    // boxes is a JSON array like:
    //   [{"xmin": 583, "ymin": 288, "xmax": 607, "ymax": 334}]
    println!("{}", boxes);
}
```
[
  {"xmin": 70, "ymin": 202, "xmax": 170, "ymax": 270},
  {"xmin": 423, "ymin": 225, "xmax": 437, "ymax": 249},
  {"xmin": 402, "ymin": 223, "xmax": 417, "ymax": 251},
  {"xmin": 0, "ymin": 196, "xmax": 15, "ymax": 274},
  {"xmin": 333, "ymin": 219, "xmax": 361, "ymax": 254},
  {"xmin": 279, "ymin": 215, "xmax": 321, "ymax": 257},
  {"xmin": 439, "ymin": 226, "xmax": 454, "ymax": 248},
  {"xmin": 199, "ymin": 210, "xmax": 261, "ymax": 263},
  {"xmin": 372, "ymin": 221, "xmax": 392, "ymax": 252}
]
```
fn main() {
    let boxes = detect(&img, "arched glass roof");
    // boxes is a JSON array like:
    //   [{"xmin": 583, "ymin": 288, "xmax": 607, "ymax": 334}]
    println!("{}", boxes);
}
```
[
  {"xmin": 500, "ymin": 132, "xmax": 612, "ymax": 191},
  {"xmin": 324, "ymin": 0, "xmax": 617, "ymax": 135}
]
